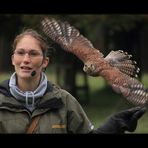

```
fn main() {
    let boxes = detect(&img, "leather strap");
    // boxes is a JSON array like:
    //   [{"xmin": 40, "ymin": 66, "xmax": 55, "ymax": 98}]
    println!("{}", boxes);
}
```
[{"xmin": 26, "ymin": 115, "xmax": 41, "ymax": 134}]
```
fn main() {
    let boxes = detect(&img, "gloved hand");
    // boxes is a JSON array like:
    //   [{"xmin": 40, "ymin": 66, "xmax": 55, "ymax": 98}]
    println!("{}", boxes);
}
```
[{"xmin": 94, "ymin": 106, "xmax": 146, "ymax": 134}]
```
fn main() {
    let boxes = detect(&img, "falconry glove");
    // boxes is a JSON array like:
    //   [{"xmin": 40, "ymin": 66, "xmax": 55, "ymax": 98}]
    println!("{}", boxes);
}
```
[{"xmin": 93, "ymin": 106, "xmax": 146, "ymax": 134}]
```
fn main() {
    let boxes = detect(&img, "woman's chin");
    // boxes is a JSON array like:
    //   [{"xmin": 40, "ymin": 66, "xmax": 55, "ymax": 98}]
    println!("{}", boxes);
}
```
[{"xmin": 19, "ymin": 73, "xmax": 32, "ymax": 79}]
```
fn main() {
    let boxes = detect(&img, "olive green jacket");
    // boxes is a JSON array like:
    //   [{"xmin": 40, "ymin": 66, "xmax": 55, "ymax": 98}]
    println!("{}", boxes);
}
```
[{"xmin": 0, "ymin": 80, "xmax": 94, "ymax": 133}]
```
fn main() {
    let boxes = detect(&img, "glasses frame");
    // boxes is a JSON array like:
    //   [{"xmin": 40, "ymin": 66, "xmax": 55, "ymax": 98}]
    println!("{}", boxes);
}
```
[{"xmin": 13, "ymin": 49, "xmax": 43, "ymax": 58}]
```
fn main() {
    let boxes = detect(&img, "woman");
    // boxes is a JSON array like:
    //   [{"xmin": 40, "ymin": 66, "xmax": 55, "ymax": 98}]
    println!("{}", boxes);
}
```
[{"xmin": 0, "ymin": 29, "xmax": 146, "ymax": 133}]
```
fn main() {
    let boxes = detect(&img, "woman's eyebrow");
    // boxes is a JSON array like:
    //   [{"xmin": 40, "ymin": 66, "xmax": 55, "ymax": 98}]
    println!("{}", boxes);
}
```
[{"xmin": 15, "ymin": 48, "xmax": 40, "ymax": 51}]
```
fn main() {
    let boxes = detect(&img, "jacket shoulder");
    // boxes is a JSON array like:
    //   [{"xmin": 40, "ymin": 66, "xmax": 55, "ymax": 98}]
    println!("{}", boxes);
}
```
[
  {"xmin": 0, "ymin": 79, "xmax": 11, "ymax": 96},
  {"xmin": 46, "ymin": 81, "xmax": 75, "ymax": 102}
]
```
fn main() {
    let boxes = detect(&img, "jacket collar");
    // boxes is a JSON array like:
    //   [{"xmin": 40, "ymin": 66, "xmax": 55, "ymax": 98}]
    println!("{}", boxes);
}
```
[
  {"xmin": 0, "ymin": 79, "xmax": 64, "ymax": 112},
  {"xmin": 0, "ymin": 79, "xmax": 53, "ymax": 97}
]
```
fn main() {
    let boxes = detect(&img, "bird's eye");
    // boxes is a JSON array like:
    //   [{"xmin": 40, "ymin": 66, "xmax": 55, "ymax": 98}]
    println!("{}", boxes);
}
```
[{"xmin": 91, "ymin": 64, "xmax": 93, "ymax": 67}]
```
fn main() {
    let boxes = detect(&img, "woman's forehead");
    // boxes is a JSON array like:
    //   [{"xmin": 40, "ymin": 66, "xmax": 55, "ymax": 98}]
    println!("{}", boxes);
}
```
[{"xmin": 16, "ymin": 35, "xmax": 41, "ymax": 50}]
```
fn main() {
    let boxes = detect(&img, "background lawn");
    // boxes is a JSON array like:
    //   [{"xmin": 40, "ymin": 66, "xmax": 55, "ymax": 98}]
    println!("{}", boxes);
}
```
[{"xmin": 0, "ymin": 69, "xmax": 148, "ymax": 133}]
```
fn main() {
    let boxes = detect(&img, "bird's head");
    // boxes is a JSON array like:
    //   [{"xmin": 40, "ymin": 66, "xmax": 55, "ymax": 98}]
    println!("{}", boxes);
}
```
[{"xmin": 83, "ymin": 62, "xmax": 96, "ymax": 75}]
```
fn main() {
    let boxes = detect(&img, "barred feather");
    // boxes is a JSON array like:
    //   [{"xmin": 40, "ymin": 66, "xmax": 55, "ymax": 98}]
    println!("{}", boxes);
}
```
[
  {"xmin": 126, "ymin": 85, "xmax": 148, "ymax": 106},
  {"xmin": 41, "ymin": 17, "xmax": 148, "ymax": 107},
  {"xmin": 112, "ymin": 76, "xmax": 147, "ymax": 106},
  {"xmin": 41, "ymin": 17, "xmax": 93, "ymax": 51},
  {"xmin": 105, "ymin": 50, "xmax": 140, "ymax": 78}
]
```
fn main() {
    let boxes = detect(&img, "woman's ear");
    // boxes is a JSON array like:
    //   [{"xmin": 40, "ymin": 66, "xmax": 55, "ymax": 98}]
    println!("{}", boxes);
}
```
[{"xmin": 43, "ymin": 57, "xmax": 49, "ymax": 68}]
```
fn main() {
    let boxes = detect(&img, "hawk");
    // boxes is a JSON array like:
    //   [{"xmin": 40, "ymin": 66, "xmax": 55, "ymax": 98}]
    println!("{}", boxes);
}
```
[{"xmin": 41, "ymin": 17, "xmax": 148, "ymax": 106}]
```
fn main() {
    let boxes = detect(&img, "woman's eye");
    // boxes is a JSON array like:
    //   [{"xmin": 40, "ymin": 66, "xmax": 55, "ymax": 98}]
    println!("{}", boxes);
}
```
[
  {"xmin": 17, "ymin": 51, "xmax": 24, "ymax": 55},
  {"xmin": 30, "ymin": 52, "xmax": 40, "ymax": 57}
]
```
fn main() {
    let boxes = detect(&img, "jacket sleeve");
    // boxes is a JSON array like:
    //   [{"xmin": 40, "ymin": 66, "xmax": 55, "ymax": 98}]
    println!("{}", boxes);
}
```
[{"xmin": 64, "ymin": 91, "xmax": 94, "ymax": 133}]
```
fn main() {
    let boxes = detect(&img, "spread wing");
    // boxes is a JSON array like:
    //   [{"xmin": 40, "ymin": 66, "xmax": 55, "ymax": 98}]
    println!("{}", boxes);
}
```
[
  {"xmin": 41, "ymin": 17, "xmax": 104, "ymax": 63},
  {"xmin": 41, "ymin": 17, "xmax": 148, "ymax": 106}
]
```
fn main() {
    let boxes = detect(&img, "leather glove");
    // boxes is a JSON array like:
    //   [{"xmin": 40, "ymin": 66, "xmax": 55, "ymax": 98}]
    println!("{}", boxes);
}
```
[{"xmin": 93, "ymin": 106, "xmax": 146, "ymax": 134}]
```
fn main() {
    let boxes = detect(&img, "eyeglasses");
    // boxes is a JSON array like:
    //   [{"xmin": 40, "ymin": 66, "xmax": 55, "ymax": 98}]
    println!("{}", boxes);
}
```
[{"xmin": 14, "ymin": 49, "xmax": 43, "ymax": 58}]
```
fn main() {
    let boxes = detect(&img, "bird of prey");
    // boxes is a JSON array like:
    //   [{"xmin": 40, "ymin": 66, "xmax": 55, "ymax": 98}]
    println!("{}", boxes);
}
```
[{"xmin": 41, "ymin": 17, "xmax": 148, "ymax": 106}]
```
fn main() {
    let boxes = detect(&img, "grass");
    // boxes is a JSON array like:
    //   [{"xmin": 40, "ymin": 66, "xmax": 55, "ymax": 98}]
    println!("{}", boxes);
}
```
[{"xmin": 0, "ymin": 70, "xmax": 148, "ymax": 133}]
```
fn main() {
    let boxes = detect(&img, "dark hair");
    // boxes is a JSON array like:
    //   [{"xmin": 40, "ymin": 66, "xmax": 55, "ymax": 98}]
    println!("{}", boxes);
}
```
[{"xmin": 12, "ymin": 29, "xmax": 50, "ymax": 57}]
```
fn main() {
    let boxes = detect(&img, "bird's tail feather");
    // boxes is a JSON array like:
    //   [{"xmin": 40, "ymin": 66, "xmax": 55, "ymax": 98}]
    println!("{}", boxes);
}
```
[{"xmin": 105, "ymin": 50, "xmax": 140, "ymax": 78}]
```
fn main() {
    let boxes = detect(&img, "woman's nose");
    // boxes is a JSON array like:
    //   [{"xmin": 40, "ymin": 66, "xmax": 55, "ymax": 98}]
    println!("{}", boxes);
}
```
[{"xmin": 22, "ymin": 53, "xmax": 31, "ymax": 63}]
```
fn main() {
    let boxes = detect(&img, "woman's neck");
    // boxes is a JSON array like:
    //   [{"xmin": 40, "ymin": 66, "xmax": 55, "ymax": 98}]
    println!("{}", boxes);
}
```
[{"xmin": 17, "ymin": 75, "xmax": 41, "ymax": 92}]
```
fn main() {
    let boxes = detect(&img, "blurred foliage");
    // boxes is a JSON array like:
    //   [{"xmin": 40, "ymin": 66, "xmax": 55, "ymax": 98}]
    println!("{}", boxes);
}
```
[
  {"xmin": 1, "ymin": 14, "xmax": 148, "ymax": 72},
  {"xmin": 0, "ymin": 14, "xmax": 148, "ymax": 34},
  {"xmin": 1, "ymin": 14, "xmax": 147, "ymax": 46},
  {"xmin": 8, "ymin": 14, "xmax": 148, "ymax": 42}
]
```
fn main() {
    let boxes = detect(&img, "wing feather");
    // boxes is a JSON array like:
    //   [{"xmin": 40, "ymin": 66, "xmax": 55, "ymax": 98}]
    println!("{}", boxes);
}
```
[
  {"xmin": 41, "ymin": 17, "xmax": 148, "ymax": 106},
  {"xmin": 41, "ymin": 17, "xmax": 103, "ymax": 62},
  {"xmin": 105, "ymin": 50, "xmax": 140, "ymax": 78}
]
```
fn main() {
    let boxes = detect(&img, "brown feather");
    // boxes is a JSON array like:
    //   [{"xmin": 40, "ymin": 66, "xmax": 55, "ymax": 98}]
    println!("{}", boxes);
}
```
[
  {"xmin": 41, "ymin": 17, "xmax": 148, "ymax": 106},
  {"xmin": 41, "ymin": 17, "xmax": 103, "ymax": 63},
  {"xmin": 105, "ymin": 50, "xmax": 140, "ymax": 78}
]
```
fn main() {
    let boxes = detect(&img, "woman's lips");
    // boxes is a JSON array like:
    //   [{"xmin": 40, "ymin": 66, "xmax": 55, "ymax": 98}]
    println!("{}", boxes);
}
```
[{"xmin": 20, "ymin": 66, "xmax": 32, "ymax": 72}]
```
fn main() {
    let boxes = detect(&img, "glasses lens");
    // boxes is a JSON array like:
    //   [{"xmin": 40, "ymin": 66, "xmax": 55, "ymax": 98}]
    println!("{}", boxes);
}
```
[{"xmin": 14, "ymin": 50, "xmax": 43, "ymax": 58}]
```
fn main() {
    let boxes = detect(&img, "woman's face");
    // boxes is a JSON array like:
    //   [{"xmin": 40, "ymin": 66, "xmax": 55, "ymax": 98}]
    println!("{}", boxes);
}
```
[{"xmin": 12, "ymin": 35, "xmax": 49, "ymax": 80}]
